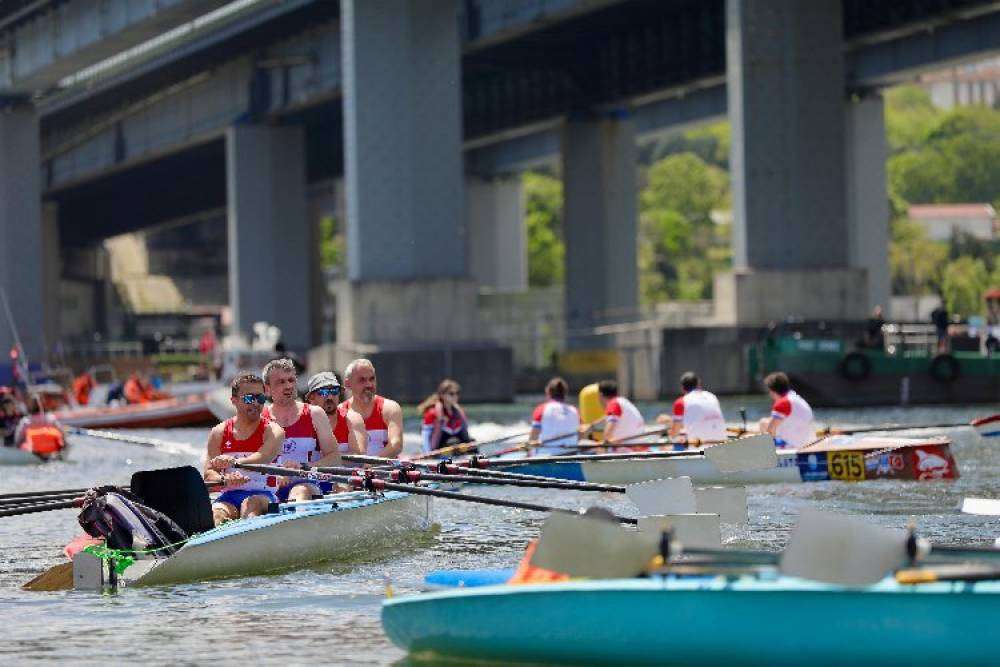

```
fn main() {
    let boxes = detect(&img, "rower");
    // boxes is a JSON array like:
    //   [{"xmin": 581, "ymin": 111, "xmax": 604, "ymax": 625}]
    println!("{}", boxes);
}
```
[
  {"xmin": 528, "ymin": 377, "xmax": 580, "ymax": 455},
  {"xmin": 418, "ymin": 379, "xmax": 472, "ymax": 453},
  {"xmin": 760, "ymin": 372, "xmax": 816, "ymax": 448},
  {"xmin": 597, "ymin": 380, "xmax": 645, "ymax": 446},
  {"xmin": 658, "ymin": 372, "xmax": 727, "ymax": 448},
  {"xmin": 342, "ymin": 358, "xmax": 404, "ymax": 458},
  {"xmin": 263, "ymin": 358, "xmax": 342, "ymax": 502},
  {"xmin": 304, "ymin": 371, "xmax": 366, "ymax": 455},
  {"xmin": 204, "ymin": 373, "xmax": 285, "ymax": 524}
]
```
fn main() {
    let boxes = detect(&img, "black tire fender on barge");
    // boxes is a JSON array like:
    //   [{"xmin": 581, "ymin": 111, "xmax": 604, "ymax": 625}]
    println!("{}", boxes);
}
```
[
  {"xmin": 837, "ymin": 351, "xmax": 871, "ymax": 382},
  {"xmin": 929, "ymin": 354, "xmax": 961, "ymax": 383}
]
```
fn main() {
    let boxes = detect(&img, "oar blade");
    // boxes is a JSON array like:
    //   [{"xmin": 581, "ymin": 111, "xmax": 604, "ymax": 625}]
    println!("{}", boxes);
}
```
[
  {"xmin": 530, "ymin": 512, "xmax": 659, "ymax": 578},
  {"xmin": 961, "ymin": 497, "xmax": 1000, "ymax": 516},
  {"xmin": 704, "ymin": 434, "xmax": 777, "ymax": 473},
  {"xmin": 694, "ymin": 486, "xmax": 748, "ymax": 525},
  {"xmin": 972, "ymin": 414, "xmax": 1000, "ymax": 440},
  {"xmin": 625, "ymin": 477, "xmax": 696, "ymax": 516},
  {"xmin": 23, "ymin": 562, "xmax": 74, "ymax": 592},
  {"xmin": 779, "ymin": 510, "xmax": 907, "ymax": 586},
  {"xmin": 638, "ymin": 513, "xmax": 722, "ymax": 548}
]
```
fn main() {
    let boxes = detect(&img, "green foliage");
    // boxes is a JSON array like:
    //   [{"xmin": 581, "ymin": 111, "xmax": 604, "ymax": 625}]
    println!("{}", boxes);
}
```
[
  {"xmin": 523, "ymin": 172, "xmax": 565, "ymax": 287},
  {"xmin": 639, "ymin": 152, "xmax": 730, "ymax": 302},
  {"xmin": 643, "ymin": 120, "xmax": 730, "ymax": 169},
  {"xmin": 888, "ymin": 218, "xmax": 947, "ymax": 296},
  {"xmin": 319, "ymin": 215, "xmax": 343, "ymax": 272},
  {"xmin": 941, "ymin": 256, "xmax": 990, "ymax": 317}
]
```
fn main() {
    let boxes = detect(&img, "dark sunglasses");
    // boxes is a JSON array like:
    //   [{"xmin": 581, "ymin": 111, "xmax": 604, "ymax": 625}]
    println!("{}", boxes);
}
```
[
  {"xmin": 241, "ymin": 393, "xmax": 267, "ymax": 405},
  {"xmin": 314, "ymin": 387, "xmax": 340, "ymax": 397}
]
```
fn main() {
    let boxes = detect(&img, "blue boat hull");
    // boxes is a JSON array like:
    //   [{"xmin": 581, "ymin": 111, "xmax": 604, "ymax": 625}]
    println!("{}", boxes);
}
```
[{"xmin": 383, "ymin": 576, "xmax": 1000, "ymax": 665}]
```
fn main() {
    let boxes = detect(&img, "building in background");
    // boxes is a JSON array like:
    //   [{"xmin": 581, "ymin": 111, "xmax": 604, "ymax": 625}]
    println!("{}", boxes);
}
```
[{"xmin": 908, "ymin": 204, "xmax": 997, "ymax": 242}]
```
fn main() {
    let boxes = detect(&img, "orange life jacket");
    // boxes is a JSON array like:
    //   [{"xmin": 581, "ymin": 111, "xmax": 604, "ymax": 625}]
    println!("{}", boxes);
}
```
[
  {"xmin": 72, "ymin": 374, "xmax": 94, "ymax": 406},
  {"xmin": 124, "ymin": 377, "xmax": 150, "ymax": 404},
  {"xmin": 21, "ymin": 424, "xmax": 65, "ymax": 456},
  {"xmin": 507, "ymin": 540, "xmax": 571, "ymax": 585}
]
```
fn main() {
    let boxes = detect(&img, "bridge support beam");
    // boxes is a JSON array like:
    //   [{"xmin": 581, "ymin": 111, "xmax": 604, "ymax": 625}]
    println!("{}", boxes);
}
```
[
  {"xmin": 226, "ymin": 124, "xmax": 314, "ymax": 352},
  {"xmin": 846, "ymin": 94, "xmax": 891, "ymax": 314},
  {"xmin": 0, "ymin": 101, "xmax": 47, "ymax": 362},
  {"xmin": 562, "ymin": 115, "xmax": 639, "ymax": 345},
  {"xmin": 467, "ymin": 176, "xmax": 526, "ymax": 293},
  {"xmin": 717, "ymin": 0, "xmax": 868, "ymax": 324},
  {"xmin": 337, "ymin": 0, "xmax": 479, "ymax": 347}
]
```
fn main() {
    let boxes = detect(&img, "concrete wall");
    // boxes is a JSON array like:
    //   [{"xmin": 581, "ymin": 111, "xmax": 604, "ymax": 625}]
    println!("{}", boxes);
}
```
[{"xmin": 466, "ymin": 176, "xmax": 527, "ymax": 293}]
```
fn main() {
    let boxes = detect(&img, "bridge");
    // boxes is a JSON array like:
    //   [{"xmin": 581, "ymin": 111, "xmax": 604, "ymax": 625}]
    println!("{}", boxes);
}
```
[{"xmin": 2, "ymin": 0, "xmax": 999, "ymax": 370}]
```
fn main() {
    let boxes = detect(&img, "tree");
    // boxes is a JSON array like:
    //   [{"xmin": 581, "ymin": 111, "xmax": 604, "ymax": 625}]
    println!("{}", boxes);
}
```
[
  {"xmin": 523, "ymin": 172, "xmax": 565, "ymax": 287},
  {"xmin": 318, "ymin": 215, "xmax": 343, "ymax": 273},
  {"xmin": 888, "ymin": 218, "xmax": 947, "ymax": 297},
  {"xmin": 941, "ymin": 256, "xmax": 989, "ymax": 318}
]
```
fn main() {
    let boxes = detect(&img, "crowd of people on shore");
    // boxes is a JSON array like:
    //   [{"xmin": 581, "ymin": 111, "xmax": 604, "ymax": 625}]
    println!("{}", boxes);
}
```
[{"xmin": 203, "ymin": 356, "xmax": 815, "ymax": 525}]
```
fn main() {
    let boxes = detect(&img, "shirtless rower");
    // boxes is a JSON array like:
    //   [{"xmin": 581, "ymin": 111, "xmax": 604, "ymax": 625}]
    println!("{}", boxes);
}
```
[
  {"xmin": 204, "ymin": 373, "xmax": 285, "ymax": 525},
  {"xmin": 341, "ymin": 358, "xmax": 403, "ymax": 458},
  {"xmin": 304, "ymin": 371, "xmax": 366, "ymax": 455},
  {"xmin": 263, "ymin": 358, "xmax": 342, "ymax": 502}
]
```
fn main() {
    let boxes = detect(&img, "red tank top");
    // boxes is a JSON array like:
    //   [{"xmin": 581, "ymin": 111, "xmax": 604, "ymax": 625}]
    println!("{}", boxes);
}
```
[
  {"xmin": 221, "ymin": 417, "xmax": 276, "ymax": 490},
  {"xmin": 348, "ymin": 395, "xmax": 389, "ymax": 456},
  {"xmin": 334, "ymin": 403, "xmax": 350, "ymax": 452},
  {"xmin": 270, "ymin": 403, "xmax": 320, "ymax": 465}
]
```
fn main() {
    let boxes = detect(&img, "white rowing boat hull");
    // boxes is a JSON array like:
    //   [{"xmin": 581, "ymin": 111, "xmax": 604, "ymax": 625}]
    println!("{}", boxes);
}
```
[
  {"xmin": 581, "ymin": 453, "xmax": 801, "ymax": 485},
  {"xmin": 117, "ymin": 491, "xmax": 432, "ymax": 587}
]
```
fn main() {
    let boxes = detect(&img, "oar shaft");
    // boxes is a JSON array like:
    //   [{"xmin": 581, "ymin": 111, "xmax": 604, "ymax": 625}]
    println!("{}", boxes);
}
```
[
  {"xmin": 237, "ymin": 463, "xmax": 638, "ymax": 525},
  {"xmin": 0, "ymin": 498, "xmax": 80, "ymax": 518},
  {"xmin": 0, "ymin": 486, "xmax": 94, "ymax": 501},
  {"xmin": 491, "ymin": 449, "xmax": 705, "ymax": 466},
  {"xmin": 316, "ymin": 465, "xmax": 626, "ymax": 493},
  {"xmin": 0, "ymin": 491, "xmax": 86, "ymax": 506}
]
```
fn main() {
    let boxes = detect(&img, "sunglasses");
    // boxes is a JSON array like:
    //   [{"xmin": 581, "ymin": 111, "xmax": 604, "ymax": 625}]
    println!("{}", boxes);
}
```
[
  {"xmin": 241, "ymin": 393, "xmax": 267, "ymax": 405},
  {"xmin": 314, "ymin": 387, "xmax": 340, "ymax": 397}
]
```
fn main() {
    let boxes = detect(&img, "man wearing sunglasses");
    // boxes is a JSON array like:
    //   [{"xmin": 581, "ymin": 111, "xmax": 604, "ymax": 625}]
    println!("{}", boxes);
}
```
[
  {"xmin": 263, "ymin": 358, "xmax": 341, "ymax": 502},
  {"xmin": 204, "ymin": 373, "xmax": 286, "ymax": 524},
  {"xmin": 304, "ymin": 372, "xmax": 366, "ymax": 455}
]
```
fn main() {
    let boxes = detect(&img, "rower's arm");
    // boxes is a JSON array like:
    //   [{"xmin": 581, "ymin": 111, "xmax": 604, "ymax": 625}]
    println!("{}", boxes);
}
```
[
  {"xmin": 238, "ymin": 423, "xmax": 285, "ymax": 464},
  {"xmin": 345, "ymin": 411, "xmax": 366, "ymax": 455},
  {"xmin": 203, "ymin": 424, "xmax": 225, "ymax": 483},
  {"xmin": 528, "ymin": 426, "xmax": 541, "ymax": 444},
  {"xmin": 309, "ymin": 404, "xmax": 343, "ymax": 467},
  {"xmin": 378, "ymin": 399, "xmax": 404, "ymax": 458}
]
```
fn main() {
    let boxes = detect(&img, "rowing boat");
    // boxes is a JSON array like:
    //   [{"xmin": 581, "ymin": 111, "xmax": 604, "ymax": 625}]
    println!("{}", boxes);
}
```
[
  {"xmin": 493, "ymin": 435, "xmax": 958, "ymax": 486},
  {"xmin": 0, "ymin": 446, "xmax": 44, "ymax": 466},
  {"xmin": 382, "ymin": 575, "xmax": 1000, "ymax": 666},
  {"xmin": 71, "ymin": 490, "xmax": 433, "ymax": 588},
  {"xmin": 53, "ymin": 392, "xmax": 216, "ymax": 429}
]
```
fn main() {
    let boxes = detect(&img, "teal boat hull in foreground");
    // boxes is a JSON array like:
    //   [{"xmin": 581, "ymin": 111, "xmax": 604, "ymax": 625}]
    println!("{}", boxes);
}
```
[{"xmin": 383, "ymin": 576, "xmax": 1000, "ymax": 666}]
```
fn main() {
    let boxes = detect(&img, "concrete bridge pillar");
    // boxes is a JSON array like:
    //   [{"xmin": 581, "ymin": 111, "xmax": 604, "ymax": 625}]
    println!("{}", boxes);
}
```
[
  {"xmin": 562, "ymin": 115, "xmax": 639, "ymax": 344},
  {"xmin": 226, "ymin": 123, "xmax": 314, "ymax": 352},
  {"xmin": 846, "ymin": 94, "xmax": 891, "ymax": 314},
  {"xmin": 0, "ymin": 101, "xmax": 46, "ymax": 362},
  {"xmin": 337, "ymin": 0, "xmax": 479, "ymax": 350},
  {"xmin": 466, "ymin": 176, "xmax": 526, "ymax": 293},
  {"xmin": 717, "ymin": 0, "xmax": 868, "ymax": 324}
]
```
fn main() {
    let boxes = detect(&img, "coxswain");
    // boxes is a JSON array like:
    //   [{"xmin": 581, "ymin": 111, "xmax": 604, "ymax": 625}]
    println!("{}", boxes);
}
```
[
  {"xmin": 263, "ymin": 358, "xmax": 342, "ymax": 503},
  {"xmin": 14, "ymin": 396, "xmax": 67, "ymax": 460},
  {"xmin": 71, "ymin": 372, "xmax": 95, "ymax": 406},
  {"xmin": 657, "ymin": 372, "xmax": 727, "ymax": 448},
  {"xmin": 418, "ymin": 379, "xmax": 472, "ymax": 453},
  {"xmin": 304, "ymin": 371, "xmax": 366, "ymax": 455},
  {"xmin": 760, "ymin": 372, "xmax": 816, "ymax": 448},
  {"xmin": 597, "ymin": 380, "xmax": 645, "ymax": 446},
  {"xmin": 527, "ymin": 377, "xmax": 580, "ymax": 455},
  {"xmin": 342, "ymin": 358, "xmax": 403, "ymax": 458},
  {"xmin": 204, "ymin": 373, "xmax": 285, "ymax": 524}
]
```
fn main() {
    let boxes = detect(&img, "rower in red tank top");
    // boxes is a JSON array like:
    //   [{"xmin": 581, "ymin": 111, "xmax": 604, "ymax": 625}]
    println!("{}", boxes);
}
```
[
  {"xmin": 342, "ymin": 359, "xmax": 403, "ymax": 458},
  {"xmin": 263, "ymin": 359, "xmax": 342, "ymax": 503},
  {"xmin": 204, "ymin": 373, "xmax": 285, "ymax": 525},
  {"xmin": 303, "ymin": 371, "xmax": 366, "ymax": 455}
]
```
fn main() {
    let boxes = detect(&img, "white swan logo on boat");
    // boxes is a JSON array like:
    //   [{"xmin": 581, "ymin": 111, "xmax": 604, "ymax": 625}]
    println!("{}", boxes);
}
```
[{"xmin": 914, "ymin": 448, "xmax": 951, "ymax": 479}]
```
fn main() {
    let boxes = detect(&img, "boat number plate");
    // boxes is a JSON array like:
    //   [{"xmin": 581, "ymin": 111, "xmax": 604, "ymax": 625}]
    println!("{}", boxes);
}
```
[{"xmin": 828, "ymin": 451, "xmax": 865, "ymax": 481}]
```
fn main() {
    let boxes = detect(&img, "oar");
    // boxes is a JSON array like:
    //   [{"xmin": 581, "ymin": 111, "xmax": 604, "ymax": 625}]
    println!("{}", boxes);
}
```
[
  {"xmin": 236, "ymin": 463, "xmax": 639, "ymax": 525},
  {"xmin": 0, "ymin": 486, "xmax": 96, "ymax": 502},
  {"xmin": 896, "ymin": 563, "xmax": 1000, "ymax": 584},
  {"xmin": 481, "ymin": 434, "xmax": 778, "ymax": 474},
  {"xmin": 0, "ymin": 498, "xmax": 82, "ymax": 518},
  {"xmin": 342, "ymin": 453, "xmax": 616, "ymax": 484},
  {"xmin": 961, "ymin": 498, "xmax": 1000, "ymax": 516},
  {"xmin": 0, "ymin": 490, "xmax": 90, "ymax": 507},
  {"xmin": 410, "ymin": 429, "xmax": 533, "ymax": 461},
  {"xmin": 818, "ymin": 414, "xmax": 999, "ymax": 436},
  {"xmin": 490, "ymin": 418, "xmax": 608, "ymax": 458},
  {"xmin": 317, "ymin": 465, "xmax": 626, "ymax": 493},
  {"xmin": 66, "ymin": 426, "xmax": 199, "ymax": 455}
]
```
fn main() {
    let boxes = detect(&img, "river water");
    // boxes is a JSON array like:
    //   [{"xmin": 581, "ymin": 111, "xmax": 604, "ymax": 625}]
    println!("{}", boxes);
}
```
[{"xmin": 1, "ymin": 397, "xmax": 998, "ymax": 665}]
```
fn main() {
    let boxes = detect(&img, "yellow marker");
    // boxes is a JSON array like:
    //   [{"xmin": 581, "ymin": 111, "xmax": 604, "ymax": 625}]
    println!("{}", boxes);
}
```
[{"xmin": 895, "ymin": 568, "xmax": 938, "ymax": 584}]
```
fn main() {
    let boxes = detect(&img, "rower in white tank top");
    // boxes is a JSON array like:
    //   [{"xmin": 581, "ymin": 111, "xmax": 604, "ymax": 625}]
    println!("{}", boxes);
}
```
[{"xmin": 672, "ymin": 388, "xmax": 727, "ymax": 443}]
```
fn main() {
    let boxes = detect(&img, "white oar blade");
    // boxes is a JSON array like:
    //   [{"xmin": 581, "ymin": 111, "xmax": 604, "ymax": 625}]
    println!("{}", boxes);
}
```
[
  {"xmin": 694, "ymin": 486, "xmax": 748, "ymax": 525},
  {"xmin": 704, "ymin": 434, "xmax": 777, "ymax": 473},
  {"xmin": 638, "ymin": 514, "xmax": 722, "ymax": 548},
  {"xmin": 962, "ymin": 498, "xmax": 1000, "ymax": 516},
  {"xmin": 531, "ymin": 512, "xmax": 659, "ymax": 578},
  {"xmin": 779, "ymin": 509, "xmax": 907, "ymax": 586},
  {"xmin": 625, "ymin": 477, "xmax": 696, "ymax": 516}
]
